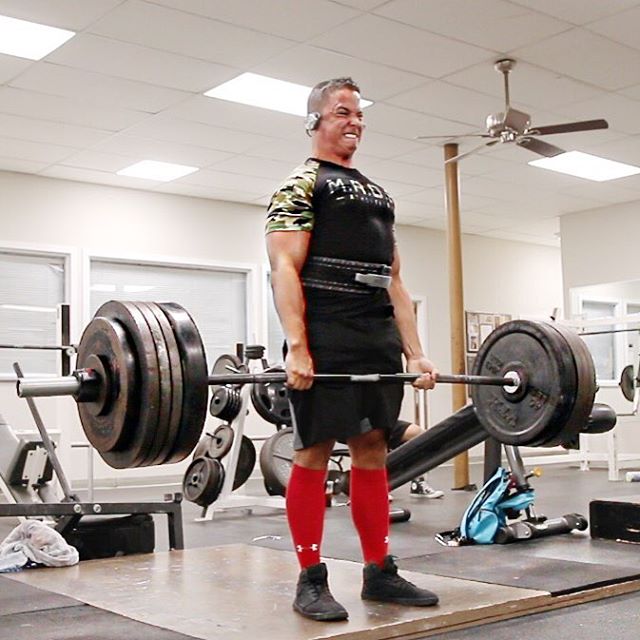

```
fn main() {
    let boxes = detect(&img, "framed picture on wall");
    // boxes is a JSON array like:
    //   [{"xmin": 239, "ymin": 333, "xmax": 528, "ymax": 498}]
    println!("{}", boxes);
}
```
[{"xmin": 465, "ymin": 312, "xmax": 480, "ymax": 353}]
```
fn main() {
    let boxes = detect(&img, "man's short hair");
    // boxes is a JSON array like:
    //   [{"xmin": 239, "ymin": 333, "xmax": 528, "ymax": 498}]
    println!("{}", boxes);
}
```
[{"xmin": 307, "ymin": 77, "xmax": 360, "ymax": 114}]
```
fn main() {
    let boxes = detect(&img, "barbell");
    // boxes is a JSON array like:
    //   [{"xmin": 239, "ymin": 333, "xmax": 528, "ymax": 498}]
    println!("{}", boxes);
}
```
[{"xmin": 15, "ymin": 300, "xmax": 597, "ymax": 469}]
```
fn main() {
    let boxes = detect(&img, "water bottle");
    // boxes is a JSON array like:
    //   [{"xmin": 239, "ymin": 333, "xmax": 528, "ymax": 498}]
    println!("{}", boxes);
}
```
[{"xmin": 625, "ymin": 471, "xmax": 640, "ymax": 482}]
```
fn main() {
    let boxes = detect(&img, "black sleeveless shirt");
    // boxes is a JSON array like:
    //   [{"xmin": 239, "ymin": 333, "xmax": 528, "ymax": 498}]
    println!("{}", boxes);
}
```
[{"xmin": 266, "ymin": 158, "xmax": 396, "ymax": 318}]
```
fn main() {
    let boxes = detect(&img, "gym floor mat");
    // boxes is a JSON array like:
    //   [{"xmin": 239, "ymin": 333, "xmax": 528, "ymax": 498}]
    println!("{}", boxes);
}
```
[
  {"xmin": 0, "ymin": 575, "xmax": 81, "ymax": 616},
  {"xmin": 399, "ymin": 546, "xmax": 640, "ymax": 595}
]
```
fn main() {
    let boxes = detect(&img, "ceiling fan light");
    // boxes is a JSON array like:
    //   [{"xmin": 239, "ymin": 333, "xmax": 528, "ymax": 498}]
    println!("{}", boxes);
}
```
[{"xmin": 529, "ymin": 151, "xmax": 640, "ymax": 182}]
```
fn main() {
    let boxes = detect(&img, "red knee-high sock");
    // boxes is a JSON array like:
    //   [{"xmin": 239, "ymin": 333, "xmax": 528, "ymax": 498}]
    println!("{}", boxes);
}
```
[
  {"xmin": 286, "ymin": 464, "xmax": 327, "ymax": 568},
  {"xmin": 349, "ymin": 466, "xmax": 389, "ymax": 567}
]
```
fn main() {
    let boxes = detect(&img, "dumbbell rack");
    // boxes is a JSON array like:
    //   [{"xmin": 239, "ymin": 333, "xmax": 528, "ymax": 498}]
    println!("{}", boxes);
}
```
[{"xmin": 198, "ymin": 367, "xmax": 286, "ymax": 521}]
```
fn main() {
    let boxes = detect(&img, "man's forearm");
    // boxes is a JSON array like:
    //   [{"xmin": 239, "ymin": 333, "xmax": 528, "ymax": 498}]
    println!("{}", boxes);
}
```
[
  {"xmin": 389, "ymin": 280, "xmax": 424, "ymax": 360},
  {"xmin": 271, "ymin": 266, "xmax": 309, "ymax": 351}
]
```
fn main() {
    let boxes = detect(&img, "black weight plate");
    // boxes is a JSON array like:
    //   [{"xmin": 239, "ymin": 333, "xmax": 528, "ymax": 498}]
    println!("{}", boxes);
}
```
[
  {"xmin": 250, "ymin": 369, "xmax": 291, "ymax": 425},
  {"xmin": 259, "ymin": 427, "xmax": 294, "ymax": 497},
  {"xmin": 471, "ymin": 320, "xmax": 576, "ymax": 447},
  {"xmin": 210, "ymin": 354, "xmax": 244, "ymax": 389},
  {"xmin": 619, "ymin": 364, "xmax": 635, "ymax": 402},
  {"xmin": 182, "ymin": 457, "xmax": 224, "ymax": 507},
  {"xmin": 547, "ymin": 323, "xmax": 597, "ymax": 446},
  {"xmin": 209, "ymin": 386, "xmax": 242, "ymax": 421},
  {"xmin": 157, "ymin": 302, "xmax": 209, "ymax": 463},
  {"xmin": 94, "ymin": 301, "xmax": 162, "ymax": 469},
  {"xmin": 233, "ymin": 436, "xmax": 257, "ymax": 490},
  {"xmin": 76, "ymin": 316, "xmax": 139, "ymax": 454},
  {"xmin": 146, "ymin": 302, "xmax": 184, "ymax": 465},
  {"xmin": 209, "ymin": 424, "xmax": 235, "ymax": 459},
  {"xmin": 129, "ymin": 302, "xmax": 173, "ymax": 467}
]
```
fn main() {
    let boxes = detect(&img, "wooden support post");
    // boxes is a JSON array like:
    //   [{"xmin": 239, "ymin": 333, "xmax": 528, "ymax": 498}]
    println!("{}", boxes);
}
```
[{"xmin": 444, "ymin": 143, "xmax": 470, "ymax": 489}]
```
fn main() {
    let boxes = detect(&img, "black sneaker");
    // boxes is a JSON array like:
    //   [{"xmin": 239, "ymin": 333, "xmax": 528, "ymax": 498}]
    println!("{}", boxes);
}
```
[
  {"xmin": 361, "ymin": 555, "xmax": 439, "ymax": 606},
  {"xmin": 293, "ymin": 563, "xmax": 349, "ymax": 621}
]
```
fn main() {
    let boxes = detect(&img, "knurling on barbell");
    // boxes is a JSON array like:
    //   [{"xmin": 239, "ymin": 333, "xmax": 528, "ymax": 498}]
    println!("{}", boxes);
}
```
[{"xmin": 15, "ymin": 300, "xmax": 596, "ymax": 469}]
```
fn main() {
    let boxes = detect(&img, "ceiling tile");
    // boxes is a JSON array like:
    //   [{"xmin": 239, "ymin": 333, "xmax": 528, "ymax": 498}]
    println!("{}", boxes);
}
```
[
  {"xmin": 514, "ymin": 27, "xmax": 640, "ymax": 90},
  {"xmin": 365, "ymin": 103, "xmax": 478, "ymax": 140},
  {"xmin": 560, "ymin": 181, "xmax": 640, "ymax": 204},
  {"xmin": 443, "ymin": 60, "xmax": 603, "ymax": 110},
  {"xmin": 89, "ymin": 1, "xmax": 296, "ymax": 67},
  {"xmin": 93, "ymin": 134, "xmax": 235, "ymax": 168},
  {"xmin": 58, "ymin": 150, "xmax": 141, "ymax": 173},
  {"xmin": 46, "ymin": 34, "xmax": 237, "ymax": 92},
  {"xmin": 0, "ymin": 0, "xmax": 121, "ymax": 30},
  {"xmin": 553, "ymin": 93, "xmax": 640, "ymax": 135},
  {"xmin": 478, "ymin": 228, "xmax": 559, "ymax": 246},
  {"xmin": 252, "ymin": 45, "xmax": 428, "ymax": 102},
  {"xmin": 152, "ymin": 182, "xmax": 265, "ymax": 203},
  {"xmin": 242, "ymin": 138, "xmax": 314, "ymax": 165},
  {"xmin": 163, "ymin": 95, "xmax": 301, "ymax": 138},
  {"xmin": 40, "ymin": 164, "xmax": 164, "ymax": 189},
  {"xmin": 0, "ymin": 113, "xmax": 111, "ymax": 147},
  {"xmin": 177, "ymin": 167, "xmax": 278, "ymax": 195},
  {"xmin": 356, "ymin": 131, "xmax": 425, "ymax": 159},
  {"xmin": 210, "ymin": 155, "xmax": 299, "ymax": 181},
  {"xmin": 386, "ymin": 81, "xmax": 505, "ymax": 128},
  {"xmin": 587, "ymin": 135, "xmax": 640, "ymax": 166},
  {"xmin": 375, "ymin": 0, "xmax": 571, "ymax": 52},
  {"xmin": 0, "ymin": 53, "xmax": 33, "ymax": 84},
  {"xmin": 0, "ymin": 156, "xmax": 50, "ymax": 173},
  {"xmin": 333, "ymin": 0, "xmax": 388, "ymax": 9},
  {"xmin": 0, "ymin": 87, "xmax": 146, "ymax": 131},
  {"xmin": 362, "ymin": 159, "xmax": 443, "ymax": 189},
  {"xmin": 587, "ymin": 6, "xmax": 640, "ymax": 51},
  {"xmin": 0, "ymin": 136, "xmax": 77, "ymax": 163},
  {"xmin": 122, "ymin": 114, "xmax": 278, "ymax": 153},
  {"xmin": 619, "ymin": 83, "xmax": 640, "ymax": 101},
  {"xmin": 310, "ymin": 14, "xmax": 492, "ymax": 78},
  {"xmin": 146, "ymin": 0, "xmax": 360, "ymax": 41},
  {"xmin": 508, "ymin": 0, "xmax": 640, "ymax": 26},
  {"xmin": 9, "ymin": 63, "xmax": 190, "ymax": 113}
]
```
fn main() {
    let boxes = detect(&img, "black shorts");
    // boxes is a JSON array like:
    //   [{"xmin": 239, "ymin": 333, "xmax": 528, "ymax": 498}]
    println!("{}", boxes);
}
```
[
  {"xmin": 288, "ymin": 314, "xmax": 404, "ymax": 450},
  {"xmin": 388, "ymin": 419, "xmax": 410, "ymax": 450}
]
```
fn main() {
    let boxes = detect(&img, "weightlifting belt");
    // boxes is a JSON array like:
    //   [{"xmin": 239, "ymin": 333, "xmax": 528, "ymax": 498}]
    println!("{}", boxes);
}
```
[{"xmin": 301, "ymin": 256, "xmax": 392, "ymax": 294}]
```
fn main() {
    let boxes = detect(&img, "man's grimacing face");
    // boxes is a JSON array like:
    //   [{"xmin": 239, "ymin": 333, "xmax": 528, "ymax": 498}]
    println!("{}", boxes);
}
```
[{"xmin": 314, "ymin": 87, "xmax": 365, "ymax": 159}]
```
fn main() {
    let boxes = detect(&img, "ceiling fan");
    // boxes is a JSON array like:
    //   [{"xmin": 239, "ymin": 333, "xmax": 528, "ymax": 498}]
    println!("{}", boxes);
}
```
[{"xmin": 418, "ymin": 58, "xmax": 608, "ymax": 164}]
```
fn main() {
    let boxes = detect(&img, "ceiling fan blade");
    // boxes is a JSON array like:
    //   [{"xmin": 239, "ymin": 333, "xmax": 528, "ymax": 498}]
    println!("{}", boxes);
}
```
[
  {"xmin": 517, "ymin": 137, "xmax": 565, "ymax": 157},
  {"xmin": 529, "ymin": 118, "xmax": 609, "ymax": 136},
  {"xmin": 444, "ymin": 140, "xmax": 500, "ymax": 164},
  {"xmin": 416, "ymin": 133, "xmax": 492, "ymax": 140}
]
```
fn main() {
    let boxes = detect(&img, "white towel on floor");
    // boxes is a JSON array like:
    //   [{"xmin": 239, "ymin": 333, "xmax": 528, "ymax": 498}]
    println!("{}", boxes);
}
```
[{"xmin": 0, "ymin": 519, "xmax": 79, "ymax": 572}]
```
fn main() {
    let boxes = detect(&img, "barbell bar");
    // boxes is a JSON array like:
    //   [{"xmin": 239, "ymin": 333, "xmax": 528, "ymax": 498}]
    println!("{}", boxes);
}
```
[
  {"xmin": 17, "ymin": 370, "xmax": 520, "ymax": 399},
  {"xmin": 13, "ymin": 300, "xmax": 597, "ymax": 469}
]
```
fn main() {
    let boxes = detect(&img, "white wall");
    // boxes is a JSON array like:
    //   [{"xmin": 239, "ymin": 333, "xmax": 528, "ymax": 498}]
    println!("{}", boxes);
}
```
[
  {"xmin": 560, "ymin": 199, "xmax": 640, "ymax": 458},
  {"xmin": 0, "ymin": 170, "xmax": 564, "ymax": 487}
]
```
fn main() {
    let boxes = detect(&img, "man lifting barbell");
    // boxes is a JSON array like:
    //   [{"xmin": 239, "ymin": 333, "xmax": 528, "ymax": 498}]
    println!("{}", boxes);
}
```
[{"xmin": 265, "ymin": 77, "xmax": 440, "ymax": 622}]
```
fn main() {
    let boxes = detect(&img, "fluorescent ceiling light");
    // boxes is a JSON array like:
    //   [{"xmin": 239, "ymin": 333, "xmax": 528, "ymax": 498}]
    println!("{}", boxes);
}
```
[
  {"xmin": 117, "ymin": 160, "xmax": 199, "ymax": 182},
  {"xmin": 0, "ymin": 15, "xmax": 75, "ymax": 60},
  {"xmin": 204, "ymin": 72, "xmax": 373, "ymax": 116},
  {"xmin": 529, "ymin": 151, "xmax": 640, "ymax": 182},
  {"xmin": 0, "ymin": 304, "xmax": 57, "ymax": 313}
]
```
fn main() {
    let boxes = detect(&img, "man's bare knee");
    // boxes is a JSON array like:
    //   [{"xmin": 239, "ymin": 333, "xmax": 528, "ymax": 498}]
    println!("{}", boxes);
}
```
[
  {"xmin": 293, "ymin": 440, "xmax": 335, "ymax": 470},
  {"xmin": 348, "ymin": 429, "xmax": 387, "ymax": 469}
]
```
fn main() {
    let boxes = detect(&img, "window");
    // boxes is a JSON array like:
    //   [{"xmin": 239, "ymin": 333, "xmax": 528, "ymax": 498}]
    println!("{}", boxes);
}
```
[
  {"xmin": 266, "ymin": 272, "xmax": 285, "ymax": 363},
  {"xmin": 90, "ymin": 260, "xmax": 247, "ymax": 366},
  {"xmin": 0, "ymin": 251, "xmax": 66, "ymax": 376},
  {"xmin": 581, "ymin": 300, "xmax": 617, "ymax": 381}
]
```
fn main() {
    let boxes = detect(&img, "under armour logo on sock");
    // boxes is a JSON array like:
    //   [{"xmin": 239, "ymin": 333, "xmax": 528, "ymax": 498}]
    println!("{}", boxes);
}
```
[
  {"xmin": 384, "ymin": 536, "xmax": 389, "ymax": 544},
  {"xmin": 296, "ymin": 544, "xmax": 319, "ymax": 553}
]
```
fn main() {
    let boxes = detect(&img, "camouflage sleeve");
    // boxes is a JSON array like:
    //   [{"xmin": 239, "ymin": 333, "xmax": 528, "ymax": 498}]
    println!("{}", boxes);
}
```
[{"xmin": 265, "ymin": 160, "xmax": 318, "ymax": 234}]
